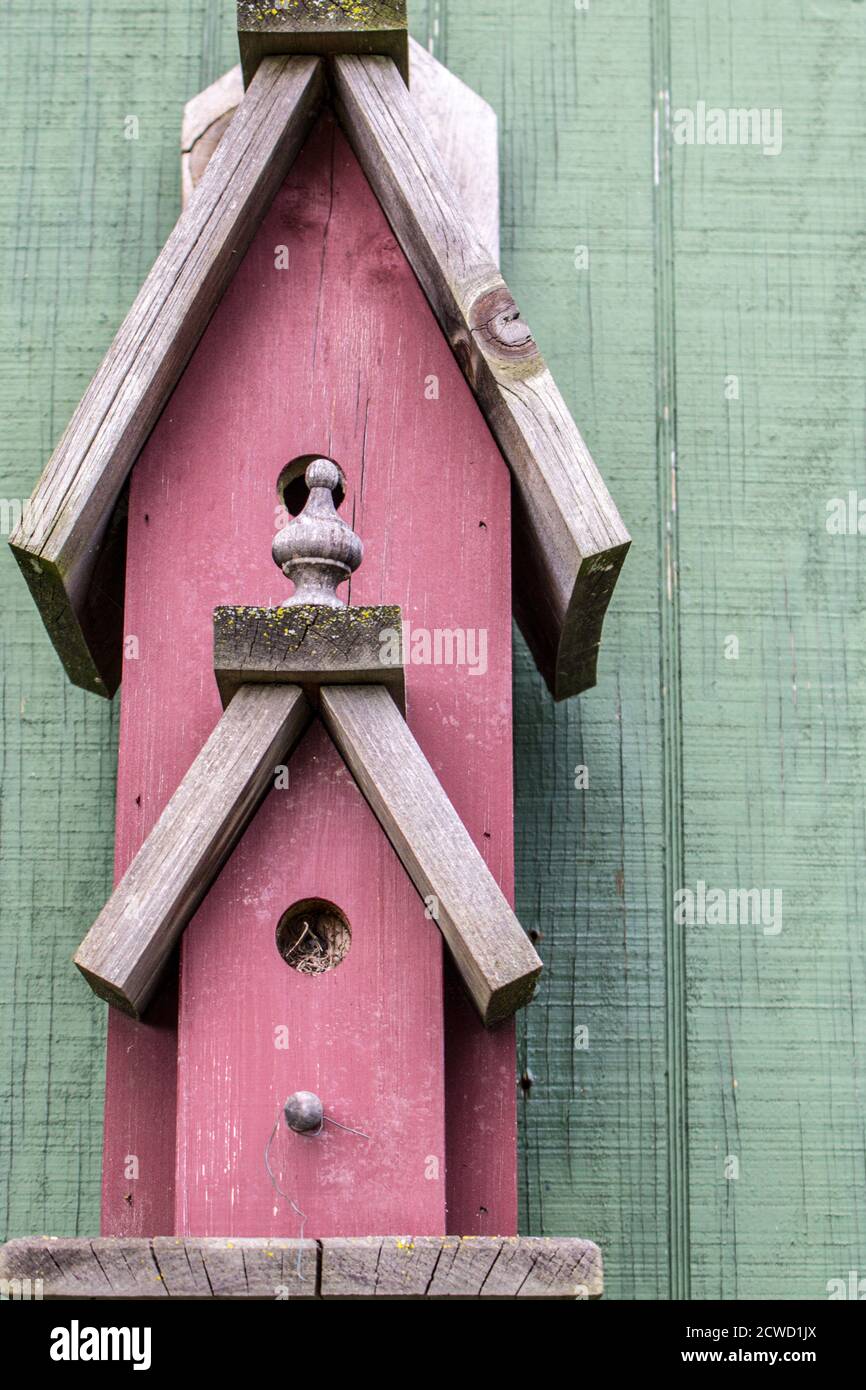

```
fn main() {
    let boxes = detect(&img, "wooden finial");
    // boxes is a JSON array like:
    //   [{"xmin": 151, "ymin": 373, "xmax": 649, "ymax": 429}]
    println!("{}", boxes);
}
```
[{"xmin": 273, "ymin": 459, "xmax": 363, "ymax": 607}]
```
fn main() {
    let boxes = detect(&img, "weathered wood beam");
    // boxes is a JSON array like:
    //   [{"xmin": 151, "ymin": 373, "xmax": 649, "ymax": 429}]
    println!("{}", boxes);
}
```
[
  {"xmin": 319, "ymin": 684, "xmax": 542, "ymax": 1024},
  {"xmin": 0, "ymin": 1237, "xmax": 317, "ymax": 1300},
  {"xmin": 0, "ymin": 1235, "xmax": 602, "ymax": 1299},
  {"xmin": 213, "ymin": 602, "xmax": 405, "ymax": 709},
  {"xmin": 331, "ymin": 55, "xmax": 631, "ymax": 700},
  {"xmin": 9, "ymin": 56, "xmax": 325, "ymax": 697},
  {"xmin": 237, "ymin": 0, "xmax": 409, "ymax": 90},
  {"xmin": 320, "ymin": 1235, "xmax": 603, "ymax": 1299},
  {"xmin": 74, "ymin": 684, "xmax": 312, "ymax": 1017}
]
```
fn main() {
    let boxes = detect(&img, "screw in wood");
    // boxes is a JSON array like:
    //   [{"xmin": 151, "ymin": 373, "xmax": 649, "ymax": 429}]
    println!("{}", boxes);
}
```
[{"xmin": 272, "ymin": 459, "xmax": 362, "ymax": 607}]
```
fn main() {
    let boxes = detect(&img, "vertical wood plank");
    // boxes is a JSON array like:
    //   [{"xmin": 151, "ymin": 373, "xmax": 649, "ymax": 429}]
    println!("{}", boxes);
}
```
[
  {"xmin": 107, "ymin": 111, "xmax": 517, "ymax": 1237},
  {"xmin": 452, "ymin": 0, "xmax": 668, "ymax": 1297},
  {"xmin": 669, "ymin": 0, "xmax": 866, "ymax": 1299},
  {"xmin": 651, "ymin": 0, "xmax": 690, "ymax": 1303},
  {"xmin": 177, "ymin": 42, "xmax": 513, "ymax": 1232},
  {"xmin": 102, "ymin": 979, "xmax": 178, "ymax": 1237},
  {"xmin": 176, "ymin": 723, "xmax": 446, "ymax": 1237}
]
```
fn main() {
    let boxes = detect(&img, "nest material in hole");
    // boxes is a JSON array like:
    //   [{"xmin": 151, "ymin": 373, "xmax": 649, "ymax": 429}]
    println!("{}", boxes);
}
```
[{"xmin": 277, "ymin": 900, "xmax": 351, "ymax": 974}]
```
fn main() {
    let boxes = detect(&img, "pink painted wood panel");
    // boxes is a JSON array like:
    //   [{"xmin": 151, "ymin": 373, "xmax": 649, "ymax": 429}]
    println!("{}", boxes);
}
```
[
  {"xmin": 101, "ymin": 980, "xmax": 177, "ymax": 1236},
  {"xmin": 102, "ymin": 112, "xmax": 517, "ymax": 1237},
  {"xmin": 101, "ymin": 734, "xmax": 180, "ymax": 1237},
  {"xmin": 177, "ymin": 722, "xmax": 445, "ymax": 1236}
]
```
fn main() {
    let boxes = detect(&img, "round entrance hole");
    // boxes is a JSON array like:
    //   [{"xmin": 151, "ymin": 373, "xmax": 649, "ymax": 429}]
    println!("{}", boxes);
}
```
[
  {"xmin": 277, "ymin": 455, "xmax": 346, "ymax": 517},
  {"xmin": 276, "ymin": 898, "xmax": 351, "ymax": 975}
]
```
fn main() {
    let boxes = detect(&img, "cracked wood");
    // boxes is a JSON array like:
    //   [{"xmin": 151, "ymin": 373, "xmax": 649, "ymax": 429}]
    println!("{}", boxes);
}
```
[
  {"xmin": 213, "ymin": 602, "xmax": 405, "ymax": 709},
  {"xmin": 0, "ymin": 1236, "xmax": 601, "ymax": 1299},
  {"xmin": 181, "ymin": 39, "xmax": 500, "ymax": 259}
]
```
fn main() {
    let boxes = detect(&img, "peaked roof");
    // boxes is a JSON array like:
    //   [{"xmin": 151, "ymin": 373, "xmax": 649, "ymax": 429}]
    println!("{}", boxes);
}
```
[
  {"xmin": 74, "ymin": 625, "xmax": 541, "ymax": 1027},
  {"xmin": 9, "ymin": 28, "xmax": 628, "ymax": 702}
]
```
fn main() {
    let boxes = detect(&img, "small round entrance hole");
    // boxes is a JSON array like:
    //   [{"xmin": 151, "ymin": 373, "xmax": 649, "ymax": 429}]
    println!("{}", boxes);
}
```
[
  {"xmin": 277, "ymin": 455, "xmax": 346, "ymax": 517},
  {"xmin": 276, "ymin": 898, "xmax": 351, "ymax": 975}
]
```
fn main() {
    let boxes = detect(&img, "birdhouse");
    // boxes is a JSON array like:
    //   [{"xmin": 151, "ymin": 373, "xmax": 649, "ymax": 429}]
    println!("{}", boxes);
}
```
[{"xmin": 2, "ymin": 2, "xmax": 628, "ymax": 1301}]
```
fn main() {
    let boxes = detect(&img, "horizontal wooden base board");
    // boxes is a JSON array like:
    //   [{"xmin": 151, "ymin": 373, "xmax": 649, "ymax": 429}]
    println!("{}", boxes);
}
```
[
  {"xmin": 0, "ymin": 1236, "xmax": 602, "ymax": 1300},
  {"xmin": 320, "ymin": 1235, "xmax": 602, "ymax": 1299}
]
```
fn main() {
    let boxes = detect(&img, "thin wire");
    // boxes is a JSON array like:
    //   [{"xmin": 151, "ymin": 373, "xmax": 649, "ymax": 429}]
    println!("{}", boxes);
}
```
[
  {"xmin": 264, "ymin": 1106, "xmax": 307, "ymax": 1280},
  {"xmin": 263, "ymin": 1099, "xmax": 371, "ymax": 1280},
  {"xmin": 324, "ymin": 1115, "xmax": 370, "ymax": 1139}
]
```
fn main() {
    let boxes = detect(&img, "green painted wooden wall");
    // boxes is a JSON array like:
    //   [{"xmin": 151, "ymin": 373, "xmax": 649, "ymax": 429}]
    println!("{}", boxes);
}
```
[{"xmin": 1, "ymin": 0, "xmax": 864, "ymax": 1300}]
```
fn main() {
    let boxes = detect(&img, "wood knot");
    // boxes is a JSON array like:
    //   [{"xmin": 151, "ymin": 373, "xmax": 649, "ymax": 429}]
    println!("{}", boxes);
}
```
[{"xmin": 470, "ymin": 288, "xmax": 537, "ymax": 363}]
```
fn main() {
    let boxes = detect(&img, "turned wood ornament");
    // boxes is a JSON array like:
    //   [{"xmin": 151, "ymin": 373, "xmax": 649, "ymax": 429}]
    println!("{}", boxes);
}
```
[{"xmin": 272, "ymin": 459, "xmax": 363, "ymax": 606}]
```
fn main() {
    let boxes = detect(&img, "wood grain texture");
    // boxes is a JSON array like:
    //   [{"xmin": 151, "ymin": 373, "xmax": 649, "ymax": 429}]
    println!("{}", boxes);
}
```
[
  {"xmin": 173, "ymin": 722, "xmax": 449, "ymax": 1239},
  {"xmin": 9, "ymin": 55, "xmax": 324, "ymax": 698},
  {"xmin": 75, "ymin": 684, "xmax": 311, "ymax": 1016},
  {"xmin": 668, "ymin": 0, "xmax": 866, "ymax": 1301},
  {"xmin": 321, "ymin": 684, "xmax": 541, "ymax": 1024},
  {"xmin": 106, "ymin": 110, "xmax": 516, "ymax": 1240},
  {"xmin": 181, "ymin": 66, "xmax": 241, "ymax": 209},
  {"xmin": 181, "ymin": 39, "xmax": 499, "ymax": 259},
  {"xmin": 484, "ymin": 0, "xmax": 667, "ymax": 1299},
  {"xmin": 319, "ymin": 1234, "xmax": 602, "ymax": 1299},
  {"xmin": 405, "ymin": 39, "xmax": 499, "ymax": 263},
  {"xmin": 237, "ymin": 0, "xmax": 409, "ymax": 89},
  {"xmin": 213, "ymin": 602, "xmax": 405, "ymax": 708},
  {"xmin": 101, "ymin": 974, "xmax": 179, "ymax": 1239},
  {"xmin": 331, "ymin": 53, "xmax": 631, "ymax": 700},
  {"xmin": 0, "ymin": 1233, "xmax": 600, "ymax": 1299},
  {"xmin": 0, "ymin": 1236, "xmax": 317, "ymax": 1299},
  {"xmin": 652, "ymin": 0, "xmax": 689, "ymax": 1302}
]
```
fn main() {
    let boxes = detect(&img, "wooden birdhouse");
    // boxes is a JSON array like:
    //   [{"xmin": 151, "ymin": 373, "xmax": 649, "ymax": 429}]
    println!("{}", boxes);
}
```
[{"xmin": 2, "ymin": 1, "xmax": 628, "ymax": 1301}]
